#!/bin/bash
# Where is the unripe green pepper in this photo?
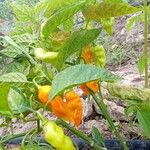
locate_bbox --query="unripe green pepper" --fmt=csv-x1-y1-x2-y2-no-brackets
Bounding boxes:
43,120,65,149
37,112,75,150
92,45,106,68
62,136,76,150
34,48,58,63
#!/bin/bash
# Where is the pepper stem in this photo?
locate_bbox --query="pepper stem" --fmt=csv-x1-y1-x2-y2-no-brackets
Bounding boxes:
33,78,40,89
35,111,47,125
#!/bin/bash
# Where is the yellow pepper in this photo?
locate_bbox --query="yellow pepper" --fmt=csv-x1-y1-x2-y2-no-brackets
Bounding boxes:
42,119,75,150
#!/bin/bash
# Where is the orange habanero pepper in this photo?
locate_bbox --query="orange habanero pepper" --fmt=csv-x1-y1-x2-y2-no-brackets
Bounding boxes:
38,86,83,127
80,80,99,95
82,45,93,64
50,91,83,127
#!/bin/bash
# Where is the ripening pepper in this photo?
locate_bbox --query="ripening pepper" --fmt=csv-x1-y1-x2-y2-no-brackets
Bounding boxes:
82,45,93,64
38,86,83,127
38,85,51,104
80,80,99,95
34,48,58,64
50,91,83,127
82,45,106,68
65,91,83,126
62,135,76,150
41,118,75,150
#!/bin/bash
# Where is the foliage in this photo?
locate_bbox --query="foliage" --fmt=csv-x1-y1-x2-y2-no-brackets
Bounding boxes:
0,0,149,150
0,1,13,20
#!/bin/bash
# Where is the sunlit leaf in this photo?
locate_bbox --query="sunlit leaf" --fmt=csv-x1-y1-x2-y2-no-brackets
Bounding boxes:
107,83,150,102
83,2,142,20
137,110,150,138
8,88,30,114
50,64,120,99
56,29,100,70
0,72,28,83
126,14,143,31
138,55,147,75
0,84,12,116
41,1,85,38
100,17,115,35
11,2,34,21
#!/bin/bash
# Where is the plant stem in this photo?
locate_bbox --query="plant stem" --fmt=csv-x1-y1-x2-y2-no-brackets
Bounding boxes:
0,132,27,144
144,0,149,88
56,119,106,150
0,128,40,145
37,119,40,132
89,88,128,150
10,120,14,135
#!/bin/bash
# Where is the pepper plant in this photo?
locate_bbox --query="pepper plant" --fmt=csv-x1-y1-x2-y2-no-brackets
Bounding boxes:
0,0,147,150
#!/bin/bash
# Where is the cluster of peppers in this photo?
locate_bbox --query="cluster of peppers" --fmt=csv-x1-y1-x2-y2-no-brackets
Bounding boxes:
80,44,106,95
37,84,98,150
37,84,97,150
35,44,106,149
38,85,82,127
35,44,106,126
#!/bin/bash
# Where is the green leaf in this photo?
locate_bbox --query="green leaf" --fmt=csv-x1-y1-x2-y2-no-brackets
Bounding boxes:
3,61,30,74
107,83,150,102
1,36,36,65
138,55,147,75
50,64,120,99
137,102,150,112
56,29,100,70
63,18,74,31
124,104,136,117
104,0,127,3
1,36,21,50
34,0,50,15
35,0,80,17
44,0,82,17
92,127,105,147
100,17,115,35
0,47,22,58
137,110,150,138
83,2,142,20
11,2,34,21
0,84,11,116
126,14,143,31
41,1,85,38
0,144,4,150
11,23,33,35
0,72,28,83
8,88,30,114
